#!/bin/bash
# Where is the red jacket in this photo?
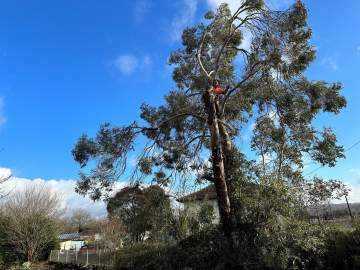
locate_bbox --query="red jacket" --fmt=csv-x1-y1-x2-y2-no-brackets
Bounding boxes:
212,87,225,95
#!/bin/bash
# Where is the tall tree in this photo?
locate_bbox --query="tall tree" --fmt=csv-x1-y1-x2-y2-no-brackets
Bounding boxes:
73,0,346,243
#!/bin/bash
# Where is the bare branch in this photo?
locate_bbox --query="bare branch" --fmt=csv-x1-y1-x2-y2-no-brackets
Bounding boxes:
197,31,212,79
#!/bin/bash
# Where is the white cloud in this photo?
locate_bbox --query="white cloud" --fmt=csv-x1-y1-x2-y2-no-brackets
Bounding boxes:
332,182,360,204
114,54,139,75
0,168,127,218
170,0,198,43
357,46,360,56
133,0,149,24
0,167,11,179
350,169,360,176
347,184,360,203
113,54,152,76
321,57,338,71
206,0,239,12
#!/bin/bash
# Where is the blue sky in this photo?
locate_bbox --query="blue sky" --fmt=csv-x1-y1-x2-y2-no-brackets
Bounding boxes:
0,0,360,213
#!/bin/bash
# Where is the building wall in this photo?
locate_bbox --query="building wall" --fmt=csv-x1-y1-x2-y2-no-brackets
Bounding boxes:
183,199,220,224
59,240,84,250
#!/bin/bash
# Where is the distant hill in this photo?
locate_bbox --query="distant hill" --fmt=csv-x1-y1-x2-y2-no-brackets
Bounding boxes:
307,203,360,219
331,203,360,212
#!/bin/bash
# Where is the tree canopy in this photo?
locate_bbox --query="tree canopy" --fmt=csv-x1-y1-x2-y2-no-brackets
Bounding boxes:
107,185,172,243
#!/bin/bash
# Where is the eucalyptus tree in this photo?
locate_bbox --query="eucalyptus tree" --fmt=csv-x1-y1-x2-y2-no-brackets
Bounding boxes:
72,0,346,242
107,185,172,243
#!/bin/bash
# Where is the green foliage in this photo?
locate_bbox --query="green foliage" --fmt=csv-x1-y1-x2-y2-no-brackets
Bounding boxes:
321,227,360,270
198,204,215,228
0,217,16,267
72,123,137,201
172,204,216,237
114,229,227,270
112,223,360,270
9,262,32,270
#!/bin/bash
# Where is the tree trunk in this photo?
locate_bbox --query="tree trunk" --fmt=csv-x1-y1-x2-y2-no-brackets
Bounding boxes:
203,91,232,239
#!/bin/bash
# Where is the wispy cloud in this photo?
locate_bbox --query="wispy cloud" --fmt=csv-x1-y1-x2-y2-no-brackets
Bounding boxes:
321,56,339,71
357,46,360,56
133,0,149,24
113,53,152,76
170,0,198,43
350,169,360,180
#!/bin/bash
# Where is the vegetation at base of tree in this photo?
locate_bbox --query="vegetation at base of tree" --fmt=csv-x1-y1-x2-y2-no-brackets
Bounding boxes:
113,220,360,270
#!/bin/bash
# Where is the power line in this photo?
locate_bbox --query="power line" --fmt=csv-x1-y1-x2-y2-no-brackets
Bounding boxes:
304,138,360,177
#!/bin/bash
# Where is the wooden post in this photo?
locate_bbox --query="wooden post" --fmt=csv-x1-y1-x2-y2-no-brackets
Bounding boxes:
65,250,68,263
345,195,354,221
57,250,60,262
86,249,89,265
99,249,101,266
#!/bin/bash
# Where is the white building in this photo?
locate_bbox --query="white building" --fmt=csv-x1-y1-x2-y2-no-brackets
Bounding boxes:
177,185,220,224
59,232,84,251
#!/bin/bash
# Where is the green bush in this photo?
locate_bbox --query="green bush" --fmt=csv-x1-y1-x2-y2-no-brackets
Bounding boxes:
113,221,360,270
114,229,227,270
321,224,360,270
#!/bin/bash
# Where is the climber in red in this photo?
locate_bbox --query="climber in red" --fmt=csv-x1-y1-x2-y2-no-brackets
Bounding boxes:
210,79,229,118
211,79,226,95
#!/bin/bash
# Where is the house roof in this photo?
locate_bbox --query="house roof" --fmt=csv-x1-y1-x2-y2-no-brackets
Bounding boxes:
59,232,81,241
177,185,217,203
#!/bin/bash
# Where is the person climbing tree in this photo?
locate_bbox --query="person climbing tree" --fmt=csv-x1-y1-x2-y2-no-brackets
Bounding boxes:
211,79,228,117
211,79,226,95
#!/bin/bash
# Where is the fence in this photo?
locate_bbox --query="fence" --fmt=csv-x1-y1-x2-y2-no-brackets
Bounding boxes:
49,249,117,268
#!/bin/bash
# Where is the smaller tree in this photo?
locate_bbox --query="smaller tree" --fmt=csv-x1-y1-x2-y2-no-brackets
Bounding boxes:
107,185,172,243
98,217,127,249
70,209,92,233
0,184,61,262
304,178,348,223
